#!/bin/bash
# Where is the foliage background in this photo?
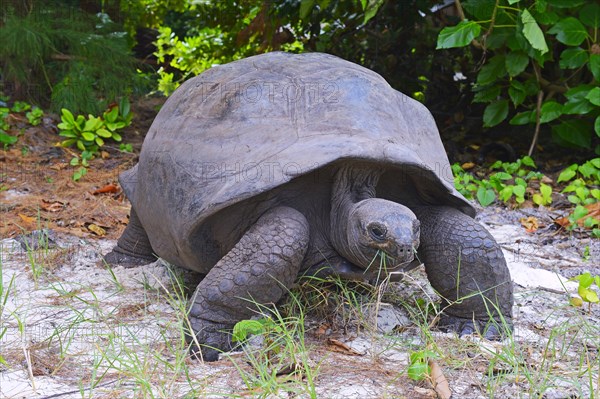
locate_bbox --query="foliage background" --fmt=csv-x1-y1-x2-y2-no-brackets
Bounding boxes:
0,0,598,158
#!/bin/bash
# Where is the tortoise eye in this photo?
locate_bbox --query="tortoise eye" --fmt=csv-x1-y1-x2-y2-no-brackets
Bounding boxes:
368,224,386,241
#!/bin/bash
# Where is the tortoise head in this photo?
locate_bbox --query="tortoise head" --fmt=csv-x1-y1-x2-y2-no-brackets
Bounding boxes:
342,198,420,270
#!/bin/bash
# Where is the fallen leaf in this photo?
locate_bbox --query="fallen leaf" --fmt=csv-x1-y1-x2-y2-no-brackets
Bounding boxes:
101,151,110,159
555,202,600,228
429,360,451,399
461,162,475,170
326,338,363,356
519,216,538,233
541,175,553,184
413,386,436,397
18,213,36,225
87,224,106,236
40,199,66,212
92,184,119,195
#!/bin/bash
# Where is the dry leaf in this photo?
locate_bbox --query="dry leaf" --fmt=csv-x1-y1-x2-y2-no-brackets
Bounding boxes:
101,151,110,159
92,184,119,195
41,199,65,212
87,224,106,236
519,216,538,233
555,202,600,228
461,162,475,170
18,213,36,225
413,386,436,397
541,175,553,184
428,360,451,399
326,338,363,356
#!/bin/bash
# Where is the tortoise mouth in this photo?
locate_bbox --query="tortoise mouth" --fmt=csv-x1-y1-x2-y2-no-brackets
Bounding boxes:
363,247,415,278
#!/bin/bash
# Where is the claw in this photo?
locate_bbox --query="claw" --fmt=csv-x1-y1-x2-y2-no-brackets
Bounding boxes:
186,318,233,362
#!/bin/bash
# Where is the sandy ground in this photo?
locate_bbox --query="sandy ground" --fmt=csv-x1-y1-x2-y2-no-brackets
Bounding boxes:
0,204,598,399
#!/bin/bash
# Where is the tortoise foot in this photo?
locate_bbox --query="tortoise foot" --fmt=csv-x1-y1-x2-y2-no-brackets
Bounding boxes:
438,314,510,340
187,318,233,362
102,248,156,268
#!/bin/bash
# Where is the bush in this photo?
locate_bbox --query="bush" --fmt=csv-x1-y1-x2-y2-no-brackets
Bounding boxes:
0,1,138,114
437,0,600,154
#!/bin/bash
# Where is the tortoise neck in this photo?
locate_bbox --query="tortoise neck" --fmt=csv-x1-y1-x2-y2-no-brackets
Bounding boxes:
330,164,382,260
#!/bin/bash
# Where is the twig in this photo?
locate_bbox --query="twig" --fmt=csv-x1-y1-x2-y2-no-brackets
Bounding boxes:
528,90,544,157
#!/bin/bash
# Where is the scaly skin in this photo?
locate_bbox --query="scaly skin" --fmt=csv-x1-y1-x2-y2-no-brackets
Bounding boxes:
414,206,513,338
103,208,156,267
187,206,310,361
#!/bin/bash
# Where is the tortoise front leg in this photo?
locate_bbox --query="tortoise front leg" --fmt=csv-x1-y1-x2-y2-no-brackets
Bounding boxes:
188,206,310,361
103,208,156,267
414,206,513,339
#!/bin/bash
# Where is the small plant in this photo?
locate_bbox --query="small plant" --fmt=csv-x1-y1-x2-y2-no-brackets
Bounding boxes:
407,349,438,381
58,98,133,181
556,159,600,236
557,159,600,206
26,107,43,126
452,156,545,207
568,272,600,311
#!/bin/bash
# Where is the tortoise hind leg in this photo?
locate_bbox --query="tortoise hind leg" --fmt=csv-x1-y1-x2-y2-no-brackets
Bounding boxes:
103,208,156,267
414,206,513,339
188,206,310,361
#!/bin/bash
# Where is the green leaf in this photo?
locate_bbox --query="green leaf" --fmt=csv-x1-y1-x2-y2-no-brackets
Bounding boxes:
477,55,506,85
96,128,112,138
61,139,76,147
557,167,577,183
521,156,536,168
0,131,17,145
559,48,588,69
477,187,496,206
407,360,429,381
58,130,77,138
70,157,79,166
585,87,600,106
299,0,315,19
580,288,599,303
111,132,122,142
483,100,509,127
473,85,501,103
510,111,534,125
84,117,103,132
552,120,592,148
563,85,595,115
104,106,119,123
437,20,481,49
540,101,563,123
590,54,600,81
493,172,513,180
119,97,131,118
508,85,526,106
61,108,75,125
81,132,95,142
363,0,385,24
95,137,104,147
540,183,552,198
579,3,600,28
573,205,589,219
505,52,529,76
595,116,600,137
548,17,588,46
521,10,548,54
232,319,266,342
500,186,513,202
513,184,526,198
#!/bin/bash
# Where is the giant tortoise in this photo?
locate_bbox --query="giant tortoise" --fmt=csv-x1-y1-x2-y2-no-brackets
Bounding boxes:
105,52,513,361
